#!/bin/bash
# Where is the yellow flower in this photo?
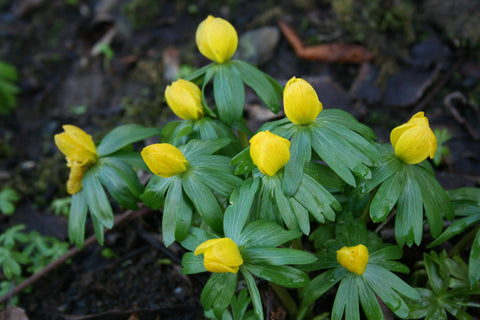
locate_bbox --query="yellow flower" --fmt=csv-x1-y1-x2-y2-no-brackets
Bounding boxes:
194,238,243,273
336,244,369,275
249,130,290,176
141,143,188,178
283,77,323,125
195,15,238,64
165,79,204,120
54,125,98,195
390,112,437,165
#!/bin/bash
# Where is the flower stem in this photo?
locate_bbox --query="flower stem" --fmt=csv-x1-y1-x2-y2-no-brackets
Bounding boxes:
270,282,297,319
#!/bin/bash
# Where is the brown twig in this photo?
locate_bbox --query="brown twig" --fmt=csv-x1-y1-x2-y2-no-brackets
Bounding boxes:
0,206,152,306
278,20,374,64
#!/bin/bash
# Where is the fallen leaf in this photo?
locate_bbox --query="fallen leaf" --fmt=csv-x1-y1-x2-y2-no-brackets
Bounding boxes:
278,20,374,63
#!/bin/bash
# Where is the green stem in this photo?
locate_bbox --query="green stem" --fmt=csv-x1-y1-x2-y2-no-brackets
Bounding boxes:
449,224,480,258
270,282,297,320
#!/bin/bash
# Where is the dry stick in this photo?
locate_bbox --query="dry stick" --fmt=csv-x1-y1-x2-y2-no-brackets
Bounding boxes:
0,206,152,306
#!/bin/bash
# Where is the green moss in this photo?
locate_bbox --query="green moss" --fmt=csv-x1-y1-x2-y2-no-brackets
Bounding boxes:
122,0,161,30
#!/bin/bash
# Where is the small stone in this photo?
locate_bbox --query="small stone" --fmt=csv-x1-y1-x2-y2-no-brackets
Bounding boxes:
383,65,441,108
234,26,280,66
349,62,381,105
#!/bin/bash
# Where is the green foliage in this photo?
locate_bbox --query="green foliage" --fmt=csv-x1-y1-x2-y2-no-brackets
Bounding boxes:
50,15,480,320
0,225,68,304
50,197,71,216
329,0,416,48
0,61,19,116
407,251,480,319
433,128,452,166
361,144,453,246
0,187,19,215
300,219,418,320
67,124,162,248
429,187,480,285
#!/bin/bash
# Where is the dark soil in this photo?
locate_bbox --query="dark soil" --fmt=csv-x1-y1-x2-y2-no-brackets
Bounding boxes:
1,0,479,319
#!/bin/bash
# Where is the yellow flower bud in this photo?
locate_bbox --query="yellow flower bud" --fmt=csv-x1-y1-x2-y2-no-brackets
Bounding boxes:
165,79,204,120
249,130,290,176
54,125,98,195
390,112,437,165
336,244,369,275
283,77,323,125
194,238,243,273
195,15,238,64
141,143,188,178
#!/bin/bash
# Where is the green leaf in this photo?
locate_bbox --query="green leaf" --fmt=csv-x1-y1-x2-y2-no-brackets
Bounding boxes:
241,268,264,320
0,61,19,82
274,178,298,231
163,177,193,246
363,268,411,318
83,169,114,229
189,166,242,197
0,187,19,215
159,120,182,142
181,138,232,157
283,126,311,196
201,272,238,318
411,164,454,236
180,227,219,252
289,197,310,235
365,264,419,300
370,169,405,222
183,62,212,82
293,173,340,223
428,215,480,248
231,60,282,114
69,191,88,248
230,147,255,175
213,63,245,124
238,220,301,248
332,275,360,320
141,175,173,210
244,264,310,288
469,230,480,285
97,124,162,156
97,158,143,210
311,125,356,186
359,146,402,194
395,174,423,246
91,215,105,246
298,267,347,319
181,252,207,275
109,150,149,170
357,277,384,320
303,162,344,191
242,248,316,266
224,178,259,242
170,120,194,145
320,109,377,141
182,173,223,233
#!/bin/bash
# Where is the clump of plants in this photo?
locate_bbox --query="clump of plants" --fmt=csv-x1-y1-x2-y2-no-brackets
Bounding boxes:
8,14,479,319
0,225,68,304
0,61,19,116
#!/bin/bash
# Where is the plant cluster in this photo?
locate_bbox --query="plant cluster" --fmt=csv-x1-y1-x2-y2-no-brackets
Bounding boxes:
0,61,19,116
0,225,68,304
50,15,480,319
